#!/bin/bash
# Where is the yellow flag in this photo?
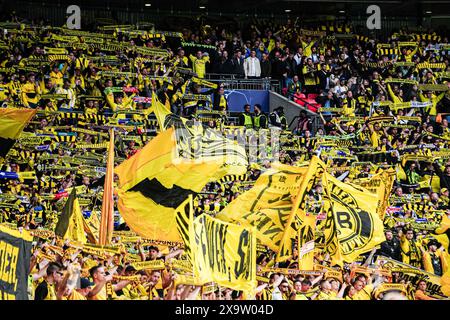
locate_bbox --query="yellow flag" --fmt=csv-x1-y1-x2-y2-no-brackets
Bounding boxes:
151,93,172,130
115,128,222,242
0,107,36,139
65,197,88,244
83,211,100,244
115,126,176,192
298,213,316,270
434,214,450,268
193,214,257,294
0,107,36,157
175,194,195,267
216,163,307,251
99,128,115,245
150,93,248,177
55,189,87,244
353,168,396,219
320,187,344,267
277,156,327,262
322,171,385,265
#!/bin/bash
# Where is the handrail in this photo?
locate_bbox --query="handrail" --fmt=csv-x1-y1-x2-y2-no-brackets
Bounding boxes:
288,116,300,130
204,74,281,92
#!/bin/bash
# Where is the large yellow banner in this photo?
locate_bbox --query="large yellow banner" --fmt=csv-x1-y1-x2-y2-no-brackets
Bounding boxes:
277,156,326,262
322,171,385,265
217,164,306,251
193,214,257,294
353,168,396,219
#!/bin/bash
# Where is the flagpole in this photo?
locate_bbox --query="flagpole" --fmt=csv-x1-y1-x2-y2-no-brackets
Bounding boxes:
99,128,115,245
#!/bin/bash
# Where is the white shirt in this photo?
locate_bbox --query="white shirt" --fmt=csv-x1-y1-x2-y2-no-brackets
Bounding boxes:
56,87,76,109
294,53,303,66
310,54,319,64
272,287,283,300
244,56,261,77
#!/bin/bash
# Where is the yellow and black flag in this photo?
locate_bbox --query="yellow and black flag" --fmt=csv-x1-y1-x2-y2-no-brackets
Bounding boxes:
83,210,100,244
0,225,33,300
175,194,195,267
193,214,257,294
433,214,450,265
216,163,307,251
54,188,87,243
0,107,36,157
277,156,327,262
115,128,223,242
149,93,172,132
298,213,316,271
352,168,396,219
151,93,247,176
321,171,385,266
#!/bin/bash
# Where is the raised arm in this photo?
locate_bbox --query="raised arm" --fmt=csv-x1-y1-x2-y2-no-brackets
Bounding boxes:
311,274,324,286
185,285,202,300
362,248,378,267
436,90,446,104
113,279,132,292
337,282,348,298
32,259,50,282
255,283,268,294
272,274,285,289
164,249,184,262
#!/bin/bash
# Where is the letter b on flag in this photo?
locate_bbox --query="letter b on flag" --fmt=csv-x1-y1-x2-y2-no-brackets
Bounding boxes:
366,5,381,30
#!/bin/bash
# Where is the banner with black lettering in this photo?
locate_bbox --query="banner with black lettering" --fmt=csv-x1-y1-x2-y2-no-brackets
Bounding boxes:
216,163,307,251
0,225,33,300
376,256,446,299
193,214,257,294
352,168,396,219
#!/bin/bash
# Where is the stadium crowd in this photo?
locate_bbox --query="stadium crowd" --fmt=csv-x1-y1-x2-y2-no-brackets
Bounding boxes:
0,13,450,300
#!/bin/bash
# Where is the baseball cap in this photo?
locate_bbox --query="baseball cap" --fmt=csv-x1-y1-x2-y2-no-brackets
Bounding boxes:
441,188,448,194
147,245,159,252
80,278,95,289
427,239,440,248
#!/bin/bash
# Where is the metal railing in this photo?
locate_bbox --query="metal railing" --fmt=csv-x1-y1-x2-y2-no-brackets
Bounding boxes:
204,74,282,94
